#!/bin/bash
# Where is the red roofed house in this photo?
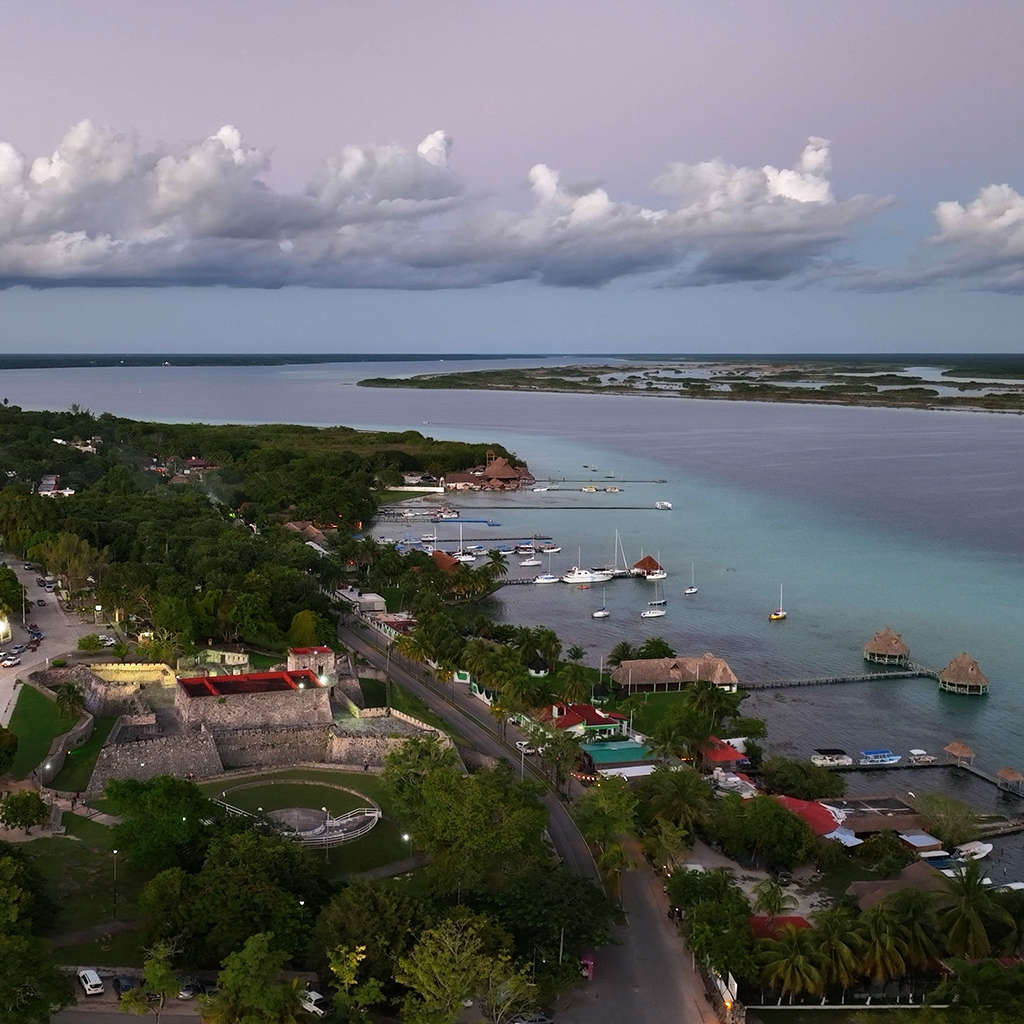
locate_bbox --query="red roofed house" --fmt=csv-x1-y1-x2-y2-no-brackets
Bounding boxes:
701,735,747,772
537,702,627,739
432,549,461,574
775,795,842,836
750,915,812,940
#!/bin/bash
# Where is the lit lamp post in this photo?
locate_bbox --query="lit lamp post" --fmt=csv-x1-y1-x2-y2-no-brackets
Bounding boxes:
112,848,118,920
322,807,330,864
94,604,102,625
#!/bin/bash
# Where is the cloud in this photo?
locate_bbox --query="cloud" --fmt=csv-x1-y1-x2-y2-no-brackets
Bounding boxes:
0,123,887,289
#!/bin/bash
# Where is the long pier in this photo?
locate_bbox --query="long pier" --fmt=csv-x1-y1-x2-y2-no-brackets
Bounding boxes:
745,669,932,690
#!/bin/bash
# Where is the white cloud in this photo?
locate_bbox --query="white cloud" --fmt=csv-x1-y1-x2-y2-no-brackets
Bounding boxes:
0,123,888,289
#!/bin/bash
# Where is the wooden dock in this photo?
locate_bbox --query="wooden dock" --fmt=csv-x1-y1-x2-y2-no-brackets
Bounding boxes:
745,670,930,690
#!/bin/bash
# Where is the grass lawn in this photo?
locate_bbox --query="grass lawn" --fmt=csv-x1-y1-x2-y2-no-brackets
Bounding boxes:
7,685,76,779
49,718,116,792
390,681,455,736
608,690,693,735
22,817,150,939
322,818,409,880
376,490,428,504
359,677,387,708
215,782,365,817
248,651,285,670
46,929,144,968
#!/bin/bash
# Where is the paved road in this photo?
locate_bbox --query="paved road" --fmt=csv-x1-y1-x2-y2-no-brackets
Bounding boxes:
0,555,103,727
340,619,719,1023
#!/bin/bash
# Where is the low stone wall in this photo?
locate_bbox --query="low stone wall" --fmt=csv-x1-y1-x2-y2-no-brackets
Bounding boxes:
175,684,333,729
334,676,366,710
92,662,176,687
213,725,332,769
327,732,414,769
24,681,96,787
32,664,156,718
88,728,225,793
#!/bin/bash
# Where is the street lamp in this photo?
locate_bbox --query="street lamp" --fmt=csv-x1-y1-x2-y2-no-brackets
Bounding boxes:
322,807,330,864
112,849,118,920
94,604,102,625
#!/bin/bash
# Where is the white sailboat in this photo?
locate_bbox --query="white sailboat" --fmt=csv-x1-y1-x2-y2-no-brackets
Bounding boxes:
592,585,610,618
685,561,698,595
769,584,786,621
534,550,559,584
454,524,476,563
646,551,668,581
641,581,667,617
519,556,542,567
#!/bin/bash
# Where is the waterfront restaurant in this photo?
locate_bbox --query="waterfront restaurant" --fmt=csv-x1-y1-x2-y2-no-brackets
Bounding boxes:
938,653,989,695
610,654,739,693
863,627,911,666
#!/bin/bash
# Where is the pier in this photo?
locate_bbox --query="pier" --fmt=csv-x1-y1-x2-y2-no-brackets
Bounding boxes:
745,669,933,690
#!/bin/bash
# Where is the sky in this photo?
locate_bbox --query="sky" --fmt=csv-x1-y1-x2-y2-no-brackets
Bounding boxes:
0,0,1022,354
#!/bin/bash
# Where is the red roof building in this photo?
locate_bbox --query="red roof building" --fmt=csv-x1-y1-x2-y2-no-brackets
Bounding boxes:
701,736,746,769
775,795,841,836
178,670,322,697
537,702,627,737
750,915,812,940
432,549,460,574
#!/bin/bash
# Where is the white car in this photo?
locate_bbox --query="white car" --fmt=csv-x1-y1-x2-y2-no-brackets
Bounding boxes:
299,989,328,1017
515,740,536,755
1,657,21,668
78,969,105,996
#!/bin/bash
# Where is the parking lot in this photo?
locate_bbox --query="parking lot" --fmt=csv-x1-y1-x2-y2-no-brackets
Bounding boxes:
0,555,113,727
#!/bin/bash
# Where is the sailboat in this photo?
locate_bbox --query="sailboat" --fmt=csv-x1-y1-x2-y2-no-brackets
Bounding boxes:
769,584,787,621
454,525,477,563
646,551,668,582
685,561,698,596
641,581,666,617
591,529,631,578
534,550,559,584
592,585,610,618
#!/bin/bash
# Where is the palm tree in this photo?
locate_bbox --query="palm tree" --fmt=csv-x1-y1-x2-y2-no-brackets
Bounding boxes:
937,858,1013,958
539,730,581,794
534,628,562,671
559,661,588,704
811,906,863,991
484,549,509,581
597,841,633,901
637,636,675,660
566,645,586,663
759,925,824,1003
995,888,1024,956
686,680,741,730
647,718,690,762
644,764,711,830
607,641,636,668
753,879,798,930
641,819,688,871
857,906,908,983
511,626,538,664
55,681,86,720
883,887,940,968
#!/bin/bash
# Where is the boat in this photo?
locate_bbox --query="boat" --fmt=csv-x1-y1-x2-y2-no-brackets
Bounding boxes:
515,543,536,554
769,584,787,621
811,748,853,768
563,567,613,584
592,585,610,618
647,581,667,607
908,749,938,764
533,573,559,585
655,501,672,510
591,530,632,578
532,486,548,492
953,841,994,862
858,749,902,766
684,561,698,595
453,525,477,563
606,486,622,493
995,882,1024,891
582,485,597,493
941,868,994,885
641,606,666,618
519,557,542,567
420,530,438,544
540,543,561,553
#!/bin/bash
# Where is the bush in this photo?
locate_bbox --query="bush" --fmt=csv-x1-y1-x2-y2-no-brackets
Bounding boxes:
51,659,67,668
760,756,846,800
77,634,102,652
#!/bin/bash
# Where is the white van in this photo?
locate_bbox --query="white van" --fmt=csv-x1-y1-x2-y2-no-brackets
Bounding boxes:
78,969,104,996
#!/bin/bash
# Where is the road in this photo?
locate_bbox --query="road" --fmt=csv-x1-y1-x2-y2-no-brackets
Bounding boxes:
339,620,718,1024
0,555,102,727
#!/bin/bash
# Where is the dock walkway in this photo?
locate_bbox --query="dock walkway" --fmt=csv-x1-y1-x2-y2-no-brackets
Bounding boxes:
745,670,929,690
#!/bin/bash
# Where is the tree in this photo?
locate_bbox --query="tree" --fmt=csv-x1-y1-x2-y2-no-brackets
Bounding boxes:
936,859,1013,959
118,942,181,1022
573,776,637,848
54,681,86,720
77,633,102,651
761,756,847,800
884,888,939,968
380,736,460,823
686,681,741,730
477,954,538,1024
759,924,823,1001
533,629,562,673
0,565,26,618
752,879,798,929
537,730,580,795
566,645,586,663
0,791,48,834
606,641,636,668
857,906,908,983
558,661,588,705
637,637,675,660
326,945,384,1024
811,906,863,991
484,550,509,581
915,793,978,849
640,819,688,872
395,915,489,1024
597,841,633,901
0,725,17,776
0,935,74,1024
285,609,319,647
200,931,292,1024
640,764,711,831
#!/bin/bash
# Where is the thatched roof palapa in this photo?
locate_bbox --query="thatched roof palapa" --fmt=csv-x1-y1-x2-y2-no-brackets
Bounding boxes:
996,767,1024,783
943,740,976,762
482,456,521,481
939,653,988,687
611,654,738,688
863,627,910,657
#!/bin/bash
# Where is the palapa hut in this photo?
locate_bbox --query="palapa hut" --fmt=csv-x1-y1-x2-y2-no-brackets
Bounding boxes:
631,554,664,577
943,740,976,766
610,654,739,693
996,767,1024,794
863,627,910,666
938,653,989,695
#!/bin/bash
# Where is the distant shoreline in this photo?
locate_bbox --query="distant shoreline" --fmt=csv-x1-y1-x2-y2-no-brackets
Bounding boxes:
0,353,549,370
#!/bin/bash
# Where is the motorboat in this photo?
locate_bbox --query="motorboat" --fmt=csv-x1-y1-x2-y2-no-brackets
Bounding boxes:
908,749,937,764
582,485,597,493
655,501,672,510
769,584,787,621
539,543,561,553
606,486,622,492
562,567,613,584
858,749,902,766
941,867,993,884
533,573,559,585
953,841,994,862
995,882,1024,891
685,561,698,595
515,543,536,554
533,486,549,492
519,557,542,567
811,748,853,768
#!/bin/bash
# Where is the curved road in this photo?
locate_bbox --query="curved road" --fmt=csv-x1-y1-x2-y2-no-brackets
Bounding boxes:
339,620,719,1024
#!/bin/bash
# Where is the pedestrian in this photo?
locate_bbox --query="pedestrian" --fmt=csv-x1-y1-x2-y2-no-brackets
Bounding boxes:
363,760,369,772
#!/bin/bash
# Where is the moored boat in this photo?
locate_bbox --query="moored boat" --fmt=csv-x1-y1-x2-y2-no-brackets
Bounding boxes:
533,573,559,585
655,501,672,510
811,748,853,768
562,566,614,584
769,583,787,621
519,557,542,567
641,606,666,618
908,749,938,764
858,749,902,766
953,841,994,862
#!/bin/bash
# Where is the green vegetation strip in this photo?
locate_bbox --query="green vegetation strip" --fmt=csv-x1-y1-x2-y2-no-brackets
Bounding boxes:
7,685,74,779
49,717,116,792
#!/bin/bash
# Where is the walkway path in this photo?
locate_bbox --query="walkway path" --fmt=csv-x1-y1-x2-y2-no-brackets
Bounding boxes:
49,917,139,949
354,852,430,881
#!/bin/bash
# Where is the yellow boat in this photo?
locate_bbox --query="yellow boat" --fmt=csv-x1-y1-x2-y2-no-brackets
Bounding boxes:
769,584,787,621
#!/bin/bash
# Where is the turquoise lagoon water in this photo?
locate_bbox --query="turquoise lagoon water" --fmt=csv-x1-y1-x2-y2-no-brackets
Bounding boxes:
5,361,1024,857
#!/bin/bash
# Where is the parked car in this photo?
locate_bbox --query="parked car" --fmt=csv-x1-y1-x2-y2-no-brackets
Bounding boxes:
299,989,328,1018
103,638,117,647
113,976,137,998
767,862,793,886
37,598,46,606
178,979,201,1000
36,579,46,587
45,585,54,592
78,969,105,996
9,644,25,654
2,657,21,668
515,740,536,755
27,640,40,651
22,564,33,571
